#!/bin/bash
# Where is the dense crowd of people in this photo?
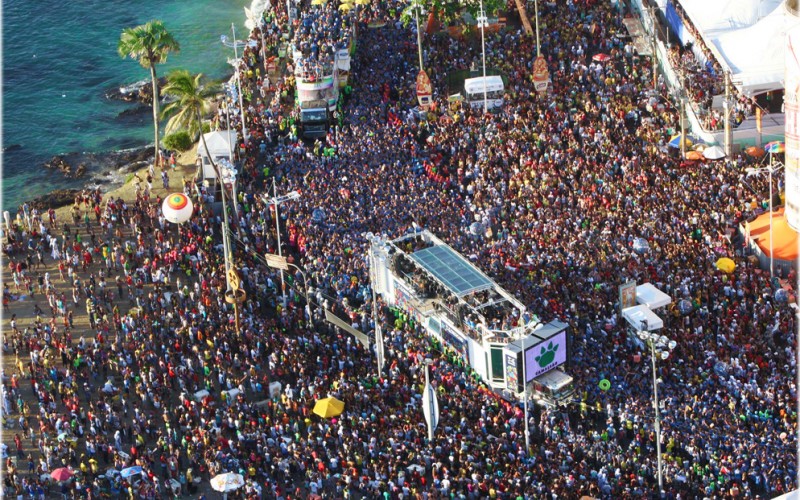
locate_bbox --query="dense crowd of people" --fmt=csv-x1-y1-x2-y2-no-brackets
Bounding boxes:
2,0,798,498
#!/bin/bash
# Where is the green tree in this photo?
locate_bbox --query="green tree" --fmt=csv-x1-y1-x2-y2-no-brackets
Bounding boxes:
400,0,505,29
118,20,180,166
160,69,216,140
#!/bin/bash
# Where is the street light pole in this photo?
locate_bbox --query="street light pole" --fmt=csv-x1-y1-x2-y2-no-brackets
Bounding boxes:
534,0,540,57
636,327,676,498
522,336,530,456
414,1,424,72
367,233,385,378
769,159,774,276
746,162,784,276
680,94,687,160
265,187,301,307
287,262,312,321
477,0,488,113
231,23,249,143
649,339,663,495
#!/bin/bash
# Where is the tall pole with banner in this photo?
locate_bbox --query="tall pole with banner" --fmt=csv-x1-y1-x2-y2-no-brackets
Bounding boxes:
416,70,432,109
530,0,549,93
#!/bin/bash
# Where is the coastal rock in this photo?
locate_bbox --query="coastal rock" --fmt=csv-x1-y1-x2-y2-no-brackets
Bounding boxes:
117,105,150,119
43,155,72,176
29,189,81,210
105,77,167,104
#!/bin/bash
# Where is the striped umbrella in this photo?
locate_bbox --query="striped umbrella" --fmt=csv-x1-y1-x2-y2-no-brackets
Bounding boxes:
765,141,785,154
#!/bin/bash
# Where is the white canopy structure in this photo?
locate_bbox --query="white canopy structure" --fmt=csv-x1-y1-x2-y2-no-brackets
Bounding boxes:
622,305,664,331
678,0,783,37
635,283,672,309
197,130,236,179
712,3,798,96
672,0,799,96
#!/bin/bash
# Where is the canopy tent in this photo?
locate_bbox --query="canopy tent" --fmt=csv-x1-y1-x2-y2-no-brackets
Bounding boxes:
677,0,783,38
197,130,237,179
710,3,799,96
635,283,672,309
745,207,799,263
622,305,664,331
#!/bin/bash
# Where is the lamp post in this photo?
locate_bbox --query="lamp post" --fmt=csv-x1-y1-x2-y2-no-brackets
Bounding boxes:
229,23,249,143
413,0,424,72
680,93,687,160
366,232,386,378
521,320,542,457
286,262,312,321
746,161,785,276
477,0,489,113
265,253,312,321
635,326,677,497
264,186,300,306
534,0,540,57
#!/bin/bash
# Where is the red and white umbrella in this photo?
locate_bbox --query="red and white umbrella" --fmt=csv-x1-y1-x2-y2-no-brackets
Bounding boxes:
592,53,612,62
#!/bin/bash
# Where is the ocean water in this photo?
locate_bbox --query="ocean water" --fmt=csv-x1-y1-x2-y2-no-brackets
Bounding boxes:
2,0,252,211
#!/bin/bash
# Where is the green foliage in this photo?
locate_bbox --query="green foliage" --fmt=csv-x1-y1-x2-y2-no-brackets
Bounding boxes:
163,130,194,152
400,0,505,28
160,69,216,139
118,20,180,70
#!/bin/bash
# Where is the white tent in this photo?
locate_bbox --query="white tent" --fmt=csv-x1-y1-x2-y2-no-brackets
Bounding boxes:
622,305,664,331
678,0,783,37
635,283,672,309
711,3,800,96
197,130,237,179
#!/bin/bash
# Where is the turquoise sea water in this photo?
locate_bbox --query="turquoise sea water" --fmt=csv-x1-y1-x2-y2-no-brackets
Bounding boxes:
2,0,251,211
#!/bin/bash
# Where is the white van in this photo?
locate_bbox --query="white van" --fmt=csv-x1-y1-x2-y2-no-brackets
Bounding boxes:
463,75,505,109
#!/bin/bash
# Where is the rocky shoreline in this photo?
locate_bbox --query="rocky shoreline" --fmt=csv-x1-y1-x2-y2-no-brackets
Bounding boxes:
41,147,153,180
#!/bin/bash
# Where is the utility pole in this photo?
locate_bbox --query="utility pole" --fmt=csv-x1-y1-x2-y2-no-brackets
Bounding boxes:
414,3,424,72
724,73,732,157
649,6,657,91
680,93,687,160
534,0,540,57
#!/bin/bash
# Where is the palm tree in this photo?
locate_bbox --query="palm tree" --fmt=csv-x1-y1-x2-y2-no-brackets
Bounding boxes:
118,20,180,167
161,70,225,197
160,69,215,140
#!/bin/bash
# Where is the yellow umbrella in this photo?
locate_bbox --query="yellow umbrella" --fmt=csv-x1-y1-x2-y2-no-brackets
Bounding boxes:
355,0,370,4
311,0,327,4
715,257,735,274
339,3,353,10
313,397,345,418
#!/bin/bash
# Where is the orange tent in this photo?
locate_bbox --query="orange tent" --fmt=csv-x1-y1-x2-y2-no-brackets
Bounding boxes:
746,207,799,261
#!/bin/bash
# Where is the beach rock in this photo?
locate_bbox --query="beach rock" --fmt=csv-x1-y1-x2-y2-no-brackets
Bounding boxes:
74,164,87,178
29,189,81,210
43,155,72,175
105,77,167,104
113,148,152,167
117,105,150,119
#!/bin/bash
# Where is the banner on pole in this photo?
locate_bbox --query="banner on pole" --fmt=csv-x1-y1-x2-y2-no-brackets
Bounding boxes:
532,56,550,92
416,70,432,108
